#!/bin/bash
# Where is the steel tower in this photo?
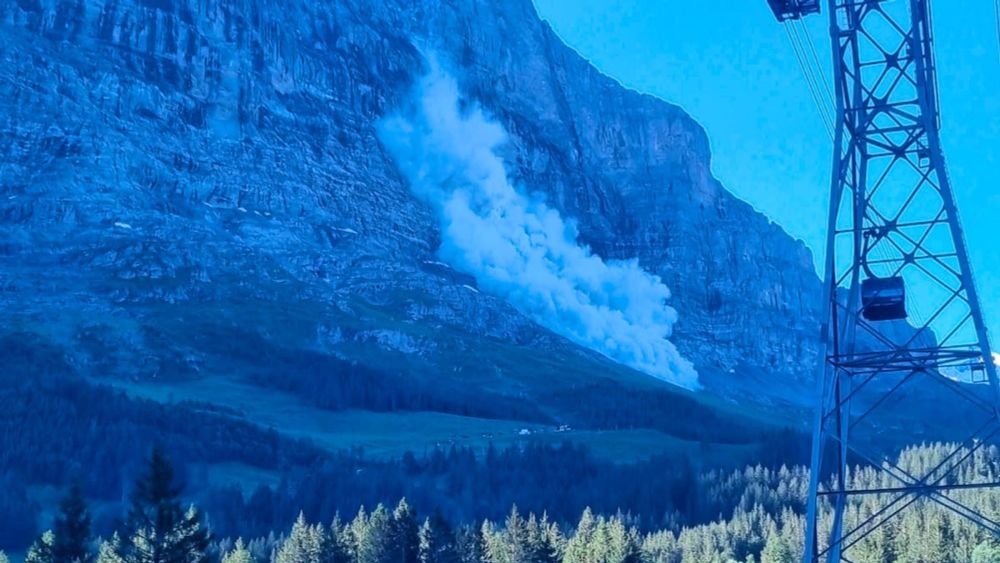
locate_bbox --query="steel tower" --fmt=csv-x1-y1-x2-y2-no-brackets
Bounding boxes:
769,0,1000,561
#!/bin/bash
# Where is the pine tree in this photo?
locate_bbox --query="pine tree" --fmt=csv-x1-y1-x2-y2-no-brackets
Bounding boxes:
391,499,419,563
27,531,55,563
973,541,1000,563
95,534,126,563
639,531,679,563
325,516,351,563
418,510,458,563
524,515,543,563
604,516,639,563
222,539,255,563
525,514,559,563
0,550,9,563
759,533,793,563
483,507,532,563
589,515,610,563
454,525,484,563
348,506,369,561
274,512,335,563
275,512,320,563
123,447,209,563
53,482,93,563
356,504,393,563
419,520,435,563
510,507,533,563
562,509,595,563
480,521,502,563
537,515,562,563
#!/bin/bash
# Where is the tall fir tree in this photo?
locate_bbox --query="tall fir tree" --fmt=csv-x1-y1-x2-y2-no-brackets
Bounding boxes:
26,530,55,563
122,447,209,563
419,519,434,563
52,482,92,563
759,533,793,563
524,515,544,563
348,506,369,562
973,541,1000,563
325,516,351,563
418,510,458,563
222,539,255,563
310,520,334,563
275,513,320,563
453,525,485,563
562,509,595,563
96,534,126,563
538,514,562,563
390,500,419,563
483,507,531,563
524,514,560,563
480,521,501,563
356,505,392,563
604,517,640,563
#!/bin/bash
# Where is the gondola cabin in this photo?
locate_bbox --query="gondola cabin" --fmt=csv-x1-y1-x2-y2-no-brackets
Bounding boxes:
861,276,907,321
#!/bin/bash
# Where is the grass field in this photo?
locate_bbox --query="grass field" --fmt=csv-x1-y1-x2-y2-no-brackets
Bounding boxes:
99,373,756,466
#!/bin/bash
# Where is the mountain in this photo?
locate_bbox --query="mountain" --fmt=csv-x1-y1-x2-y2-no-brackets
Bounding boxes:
0,0,842,540
1,0,825,397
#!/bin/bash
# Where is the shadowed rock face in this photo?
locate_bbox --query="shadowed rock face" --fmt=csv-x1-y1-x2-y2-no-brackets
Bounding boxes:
0,0,825,405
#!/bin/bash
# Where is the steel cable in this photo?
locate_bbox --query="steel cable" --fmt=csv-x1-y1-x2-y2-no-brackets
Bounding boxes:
784,23,836,137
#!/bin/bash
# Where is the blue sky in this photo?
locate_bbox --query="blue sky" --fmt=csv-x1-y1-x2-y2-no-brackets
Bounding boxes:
533,0,1000,339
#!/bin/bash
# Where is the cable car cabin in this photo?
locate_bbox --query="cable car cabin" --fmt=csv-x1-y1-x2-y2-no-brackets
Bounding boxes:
767,0,821,21
862,276,907,321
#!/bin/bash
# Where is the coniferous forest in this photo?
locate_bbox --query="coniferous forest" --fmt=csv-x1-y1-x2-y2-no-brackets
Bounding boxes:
11,444,1000,563
0,367,805,552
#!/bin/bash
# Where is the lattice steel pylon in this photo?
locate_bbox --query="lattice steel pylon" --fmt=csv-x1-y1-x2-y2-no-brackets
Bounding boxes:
769,1,1000,561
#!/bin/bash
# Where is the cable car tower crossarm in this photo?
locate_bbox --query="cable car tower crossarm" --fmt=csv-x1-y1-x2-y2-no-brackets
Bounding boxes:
767,0,1000,561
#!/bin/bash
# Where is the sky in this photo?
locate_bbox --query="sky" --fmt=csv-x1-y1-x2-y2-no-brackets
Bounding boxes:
533,0,1000,340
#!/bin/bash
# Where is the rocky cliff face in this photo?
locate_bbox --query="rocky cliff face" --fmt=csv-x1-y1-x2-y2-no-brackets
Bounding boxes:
0,0,824,405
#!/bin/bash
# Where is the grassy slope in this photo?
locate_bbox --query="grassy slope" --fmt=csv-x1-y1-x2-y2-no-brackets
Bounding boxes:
16,251,798,488
76,283,792,456
104,372,762,466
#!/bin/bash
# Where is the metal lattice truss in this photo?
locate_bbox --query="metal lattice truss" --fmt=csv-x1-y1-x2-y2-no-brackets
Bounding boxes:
801,1,1000,561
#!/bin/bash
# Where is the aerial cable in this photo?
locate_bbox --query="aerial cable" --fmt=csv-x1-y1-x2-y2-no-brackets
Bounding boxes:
784,27,833,136
784,23,835,138
796,18,836,112
790,19,836,117
786,21,834,135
